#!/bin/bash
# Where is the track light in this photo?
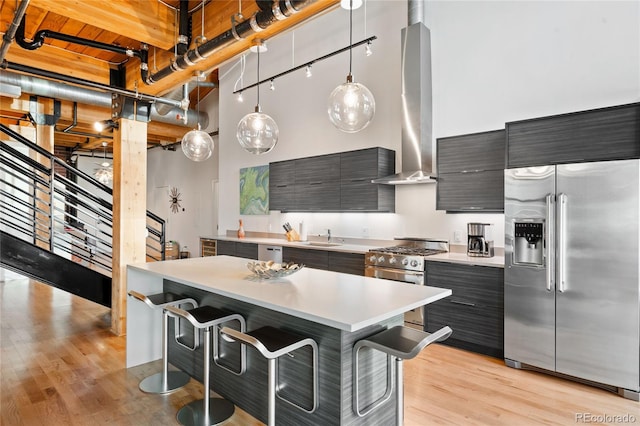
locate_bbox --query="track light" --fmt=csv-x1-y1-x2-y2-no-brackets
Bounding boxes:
365,41,373,56
305,65,313,78
340,0,362,9
269,80,275,91
237,92,244,102
93,119,118,132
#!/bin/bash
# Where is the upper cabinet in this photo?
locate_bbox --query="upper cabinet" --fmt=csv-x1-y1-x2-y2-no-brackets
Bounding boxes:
436,129,506,212
507,103,640,168
269,147,395,213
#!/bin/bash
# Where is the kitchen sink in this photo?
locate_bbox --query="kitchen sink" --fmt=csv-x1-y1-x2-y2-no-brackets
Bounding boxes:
306,242,342,247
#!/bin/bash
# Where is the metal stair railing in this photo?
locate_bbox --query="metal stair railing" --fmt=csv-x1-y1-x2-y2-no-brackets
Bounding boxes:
0,123,165,277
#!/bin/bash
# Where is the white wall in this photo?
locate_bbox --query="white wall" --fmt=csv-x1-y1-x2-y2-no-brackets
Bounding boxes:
146,89,220,256
203,1,639,247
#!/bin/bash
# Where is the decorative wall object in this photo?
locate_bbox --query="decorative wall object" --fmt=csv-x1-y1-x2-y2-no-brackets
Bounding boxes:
239,165,269,215
169,187,182,213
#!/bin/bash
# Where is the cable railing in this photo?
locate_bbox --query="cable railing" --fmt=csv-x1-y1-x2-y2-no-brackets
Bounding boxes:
0,123,165,277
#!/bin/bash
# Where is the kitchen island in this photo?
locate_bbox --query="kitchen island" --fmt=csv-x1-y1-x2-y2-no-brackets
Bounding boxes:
126,256,451,425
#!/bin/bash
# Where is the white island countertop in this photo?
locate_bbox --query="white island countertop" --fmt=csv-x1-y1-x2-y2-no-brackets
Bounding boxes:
127,255,452,332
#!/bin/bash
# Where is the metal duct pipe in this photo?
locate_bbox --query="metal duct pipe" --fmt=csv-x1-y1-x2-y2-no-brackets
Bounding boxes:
408,0,426,25
0,0,30,63
147,0,313,84
0,70,208,128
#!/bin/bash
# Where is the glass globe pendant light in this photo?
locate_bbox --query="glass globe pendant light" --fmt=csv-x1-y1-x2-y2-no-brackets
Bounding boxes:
237,41,279,154
181,71,213,161
328,0,375,133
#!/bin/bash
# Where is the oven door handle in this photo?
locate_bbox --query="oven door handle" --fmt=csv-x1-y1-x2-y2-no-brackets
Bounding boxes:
364,266,424,284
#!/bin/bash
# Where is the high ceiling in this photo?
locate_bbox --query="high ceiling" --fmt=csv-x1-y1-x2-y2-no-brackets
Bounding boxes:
0,0,339,152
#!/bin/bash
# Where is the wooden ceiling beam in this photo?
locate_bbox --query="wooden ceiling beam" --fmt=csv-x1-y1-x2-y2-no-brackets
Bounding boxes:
28,0,177,50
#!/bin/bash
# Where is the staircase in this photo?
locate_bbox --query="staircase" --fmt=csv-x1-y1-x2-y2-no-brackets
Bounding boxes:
0,123,165,308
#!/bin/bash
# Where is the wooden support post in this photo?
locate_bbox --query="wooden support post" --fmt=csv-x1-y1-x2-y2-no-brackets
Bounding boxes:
111,117,147,336
33,99,56,250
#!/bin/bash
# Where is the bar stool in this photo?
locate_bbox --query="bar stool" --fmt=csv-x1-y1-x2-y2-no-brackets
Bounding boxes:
127,290,199,394
353,325,452,426
219,325,319,426
165,305,246,426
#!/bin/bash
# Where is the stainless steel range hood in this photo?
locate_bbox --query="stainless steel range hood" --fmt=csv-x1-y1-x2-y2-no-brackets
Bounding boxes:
373,2,436,185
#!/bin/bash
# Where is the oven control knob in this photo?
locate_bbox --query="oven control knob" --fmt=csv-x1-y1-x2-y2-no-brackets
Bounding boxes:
410,259,419,268
401,258,409,266
389,257,397,265
368,255,378,263
378,256,386,263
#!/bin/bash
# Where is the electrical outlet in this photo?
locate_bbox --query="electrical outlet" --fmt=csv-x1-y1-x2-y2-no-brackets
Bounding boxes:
453,230,463,243
362,227,369,238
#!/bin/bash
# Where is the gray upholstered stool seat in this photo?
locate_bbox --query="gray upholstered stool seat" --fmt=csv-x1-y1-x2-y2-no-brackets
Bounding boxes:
127,290,198,394
165,305,246,426
353,325,452,425
220,325,318,426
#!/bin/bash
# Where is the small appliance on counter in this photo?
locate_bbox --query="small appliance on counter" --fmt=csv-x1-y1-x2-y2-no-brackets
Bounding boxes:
467,223,494,257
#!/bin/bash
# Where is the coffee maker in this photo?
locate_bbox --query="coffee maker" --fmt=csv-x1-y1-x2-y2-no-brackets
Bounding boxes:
467,223,494,257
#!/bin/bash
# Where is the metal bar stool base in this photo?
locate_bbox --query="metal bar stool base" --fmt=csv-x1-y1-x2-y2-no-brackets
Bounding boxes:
139,370,191,394
176,398,235,426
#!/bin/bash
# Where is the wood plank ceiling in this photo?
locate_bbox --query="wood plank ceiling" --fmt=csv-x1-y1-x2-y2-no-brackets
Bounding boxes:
0,0,339,152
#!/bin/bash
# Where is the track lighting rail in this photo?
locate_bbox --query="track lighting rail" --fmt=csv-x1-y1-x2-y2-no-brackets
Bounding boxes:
233,35,376,94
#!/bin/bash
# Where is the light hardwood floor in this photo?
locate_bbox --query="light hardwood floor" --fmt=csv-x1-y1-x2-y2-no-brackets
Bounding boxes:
1,274,638,425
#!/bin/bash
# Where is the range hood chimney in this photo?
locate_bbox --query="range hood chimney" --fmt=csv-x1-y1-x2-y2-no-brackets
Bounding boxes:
373,0,436,185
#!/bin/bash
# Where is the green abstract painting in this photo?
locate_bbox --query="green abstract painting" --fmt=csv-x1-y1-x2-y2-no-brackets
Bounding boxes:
239,165,269,215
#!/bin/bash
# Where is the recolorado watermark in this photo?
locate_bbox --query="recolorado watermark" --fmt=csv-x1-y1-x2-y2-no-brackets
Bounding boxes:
576,413,637,423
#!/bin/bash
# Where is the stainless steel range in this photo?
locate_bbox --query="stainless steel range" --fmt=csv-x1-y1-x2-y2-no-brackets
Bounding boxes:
365,238,448,328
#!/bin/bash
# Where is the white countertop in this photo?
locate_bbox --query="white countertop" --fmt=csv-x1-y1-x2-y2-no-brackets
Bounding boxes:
206,235,505,267
427,252,505,268
127,255,452,332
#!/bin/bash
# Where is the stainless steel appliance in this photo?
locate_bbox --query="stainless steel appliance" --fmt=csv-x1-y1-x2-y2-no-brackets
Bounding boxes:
467,223,494,257
258,244,283,263
365,238,448,328
504,159,640,400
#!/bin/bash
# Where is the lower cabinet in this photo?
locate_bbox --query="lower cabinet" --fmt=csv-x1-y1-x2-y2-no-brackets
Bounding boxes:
283,247,364,276
425,261,504,358
200,238,217,257
215,240,258,260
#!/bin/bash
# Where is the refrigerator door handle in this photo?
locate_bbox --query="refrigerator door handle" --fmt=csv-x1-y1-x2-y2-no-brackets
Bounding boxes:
557,193,567,293
546,194,555,292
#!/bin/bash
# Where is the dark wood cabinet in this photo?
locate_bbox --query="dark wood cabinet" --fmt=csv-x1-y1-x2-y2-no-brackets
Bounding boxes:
215,240,258,260
436,129,505,212
269,160,296,212
283,247,329,270
436,170,504,212
328,251,364,276
507,102,640,168
425,261,504,358
269,148,395,212
340,148,395,212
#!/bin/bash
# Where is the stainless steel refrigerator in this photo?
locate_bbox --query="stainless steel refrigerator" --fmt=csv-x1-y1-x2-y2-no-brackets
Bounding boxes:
504,159,639,400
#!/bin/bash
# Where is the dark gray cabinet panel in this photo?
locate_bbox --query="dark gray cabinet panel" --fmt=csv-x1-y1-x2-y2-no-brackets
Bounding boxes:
328,252,364,276
425,261,504,358
269,160,295,212
269,148,395,212
436,129,505,212
436,170,504,212
215,240,258,260
340,148,395,212
437,130,506,172
216,240,236,256
283,247,329,270
507,103,640,168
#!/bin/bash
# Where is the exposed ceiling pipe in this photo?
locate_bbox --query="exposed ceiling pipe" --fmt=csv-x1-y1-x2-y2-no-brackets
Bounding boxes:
15,15,150,84
0,0,30,63
0,69,209,128
175,0,191,55
146,0,314,84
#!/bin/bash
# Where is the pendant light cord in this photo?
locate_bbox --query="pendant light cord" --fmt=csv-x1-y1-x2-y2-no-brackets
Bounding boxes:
257,46,261,106
349,0,353,77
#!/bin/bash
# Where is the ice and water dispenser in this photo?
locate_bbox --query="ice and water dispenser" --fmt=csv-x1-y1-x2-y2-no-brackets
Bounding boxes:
513,222,544,266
